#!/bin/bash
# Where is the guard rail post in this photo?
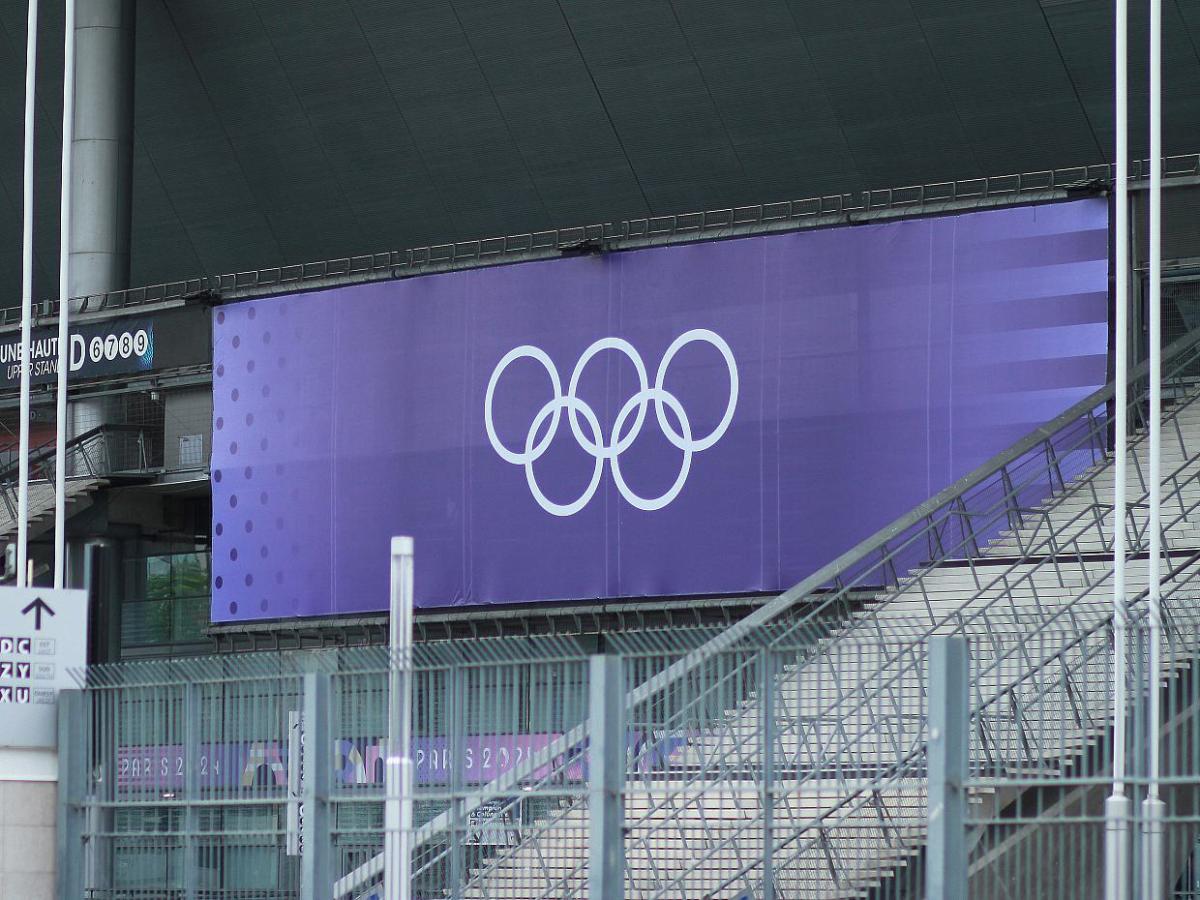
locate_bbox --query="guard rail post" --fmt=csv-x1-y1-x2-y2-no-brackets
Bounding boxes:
760,646,776,900
183,681,200,900
448,663,466,897
589,654,625,899
300,671,332,900
57,688,86,900
926,636,968,900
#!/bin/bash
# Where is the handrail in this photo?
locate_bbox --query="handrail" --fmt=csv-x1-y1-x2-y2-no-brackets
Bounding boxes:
463,336,1195,897
516,493,1200,900
632,366,1200,896
632,325,1195,674
0,423,148,485
337,339,1200,896
726,551,1200,900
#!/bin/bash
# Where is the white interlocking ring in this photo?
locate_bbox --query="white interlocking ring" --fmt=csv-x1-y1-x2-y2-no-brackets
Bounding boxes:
484,329,739,516
484,345,562,466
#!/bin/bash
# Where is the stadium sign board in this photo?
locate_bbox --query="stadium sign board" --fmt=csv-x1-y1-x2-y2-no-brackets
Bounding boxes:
211,199,1109,621
0,587,87,749
0,305,212,389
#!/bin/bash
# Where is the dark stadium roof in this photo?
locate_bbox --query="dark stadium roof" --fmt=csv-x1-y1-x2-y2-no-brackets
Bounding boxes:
3,0,1200,302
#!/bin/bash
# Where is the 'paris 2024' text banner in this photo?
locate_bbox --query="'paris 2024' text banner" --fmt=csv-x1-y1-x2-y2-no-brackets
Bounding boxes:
211,199,1109,621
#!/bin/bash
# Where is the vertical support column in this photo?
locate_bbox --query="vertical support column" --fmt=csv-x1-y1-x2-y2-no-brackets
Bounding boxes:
385,536,414,900
301,672,332,900
182,683,200,900
57,689,87,900
70,0,135,300
65,0,135,484
588,655,625,900
448,664,466,898
926,637,968,900
53,0,77,589
16,0,39,589
1106,0,1132,892
1143,0,1167,894
760,648,775,900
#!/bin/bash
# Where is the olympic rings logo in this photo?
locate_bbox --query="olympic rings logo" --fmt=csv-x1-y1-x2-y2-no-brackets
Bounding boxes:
485,329,738,516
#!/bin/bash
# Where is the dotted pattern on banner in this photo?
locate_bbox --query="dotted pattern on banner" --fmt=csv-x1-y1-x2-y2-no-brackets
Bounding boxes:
211,301,335,621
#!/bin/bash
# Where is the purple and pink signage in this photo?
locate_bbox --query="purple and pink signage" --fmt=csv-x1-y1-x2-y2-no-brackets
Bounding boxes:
211,199,1109,621
116,732,685,790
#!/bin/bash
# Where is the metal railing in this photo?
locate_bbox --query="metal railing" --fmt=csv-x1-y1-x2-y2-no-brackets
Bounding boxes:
19,152,1200,325
364,324,1200,899
63,640,600,900
0,423,152,481
957,592,1200,899
0,424,153,529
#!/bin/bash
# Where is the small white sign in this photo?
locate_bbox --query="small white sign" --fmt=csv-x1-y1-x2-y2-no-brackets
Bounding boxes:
286,709,305,856
0,587,87,749
466,801,520,847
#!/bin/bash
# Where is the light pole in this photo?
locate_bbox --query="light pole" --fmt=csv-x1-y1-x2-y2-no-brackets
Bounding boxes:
1141,0,1166,893
385,536,415,900
17,0,40,588
53,0,77,589
1104,0,1131,896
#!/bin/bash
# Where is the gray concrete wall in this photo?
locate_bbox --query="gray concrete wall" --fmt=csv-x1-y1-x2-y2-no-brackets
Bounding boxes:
0,780,56,900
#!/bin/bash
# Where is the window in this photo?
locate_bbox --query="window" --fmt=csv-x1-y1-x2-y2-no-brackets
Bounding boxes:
123,551,211,654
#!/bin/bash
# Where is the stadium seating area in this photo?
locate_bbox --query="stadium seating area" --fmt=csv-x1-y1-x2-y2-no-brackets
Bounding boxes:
454,374,1200,898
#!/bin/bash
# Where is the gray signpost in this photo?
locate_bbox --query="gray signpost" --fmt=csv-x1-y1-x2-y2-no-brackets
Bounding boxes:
0,587,87,749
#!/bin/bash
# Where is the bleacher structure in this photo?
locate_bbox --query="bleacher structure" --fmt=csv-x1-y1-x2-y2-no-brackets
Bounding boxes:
63,326,1200,898
349,325,1200,899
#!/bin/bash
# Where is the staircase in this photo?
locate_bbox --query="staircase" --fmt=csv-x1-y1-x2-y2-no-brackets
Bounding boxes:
0,476,107,539
0,424,154,542
454,383,1200,898
331,330,1200,900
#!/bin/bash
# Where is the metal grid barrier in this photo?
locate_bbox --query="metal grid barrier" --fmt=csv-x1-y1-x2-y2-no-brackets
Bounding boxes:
961,601,1200,900
61,609,1200,899
21,153,1200,324
63,643,603,900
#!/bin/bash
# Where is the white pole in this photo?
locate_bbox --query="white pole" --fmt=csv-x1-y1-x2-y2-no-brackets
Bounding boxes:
1104,0,1131,893
17,0,40,589
385,536,414,900
53,0,76,589
1142,0,1166,893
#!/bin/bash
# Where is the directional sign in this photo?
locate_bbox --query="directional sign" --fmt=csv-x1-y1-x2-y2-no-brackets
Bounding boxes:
0,587,86,749
21,596,55,630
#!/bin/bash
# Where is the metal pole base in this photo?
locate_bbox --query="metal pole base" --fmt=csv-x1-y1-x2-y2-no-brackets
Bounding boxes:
1104,794,1131,900
384,756,413,900
1141,796,1167,900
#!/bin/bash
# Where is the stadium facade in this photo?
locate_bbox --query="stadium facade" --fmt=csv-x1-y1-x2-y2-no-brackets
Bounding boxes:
0,1,1197,662
3,1,1200,897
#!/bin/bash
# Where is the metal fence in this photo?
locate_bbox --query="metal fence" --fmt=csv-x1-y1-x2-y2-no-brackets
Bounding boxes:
61,640,604,900
959,602,1200,900
59,611,1200,899
64,635,918,900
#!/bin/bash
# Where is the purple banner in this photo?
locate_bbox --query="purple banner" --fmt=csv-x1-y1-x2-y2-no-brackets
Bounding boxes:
345,734,564,786
211,200,1109,620
115,732,684,790
117,742,285,790
116,736,551,790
